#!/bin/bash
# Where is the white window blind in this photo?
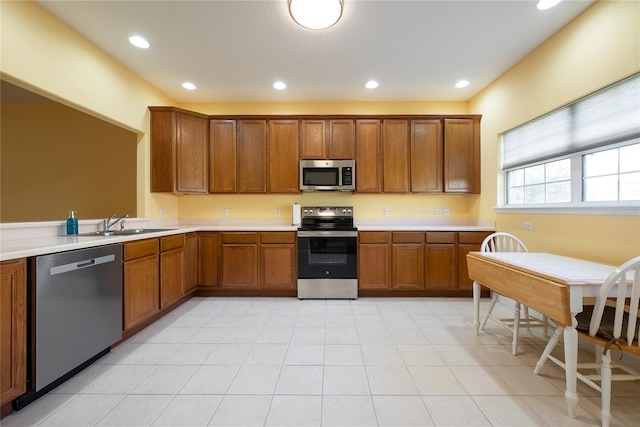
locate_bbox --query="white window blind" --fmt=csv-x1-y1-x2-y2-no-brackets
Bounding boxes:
503,74,640,170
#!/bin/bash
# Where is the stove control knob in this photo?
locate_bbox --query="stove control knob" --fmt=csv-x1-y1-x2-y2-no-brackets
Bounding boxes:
342,209,347,213
308,209,313,214
347,209,352,214
325,271,330,275
303,209,308,214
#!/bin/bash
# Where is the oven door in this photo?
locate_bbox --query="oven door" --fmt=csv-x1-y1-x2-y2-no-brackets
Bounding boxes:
297,231,357,279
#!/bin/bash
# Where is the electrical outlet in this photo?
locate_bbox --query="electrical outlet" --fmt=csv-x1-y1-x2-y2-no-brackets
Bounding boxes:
522,222,533,230
382,208,389,217
436,208,442,216
159,208,164,218
275,209,281,217
445,208,450,216
222,208,229,217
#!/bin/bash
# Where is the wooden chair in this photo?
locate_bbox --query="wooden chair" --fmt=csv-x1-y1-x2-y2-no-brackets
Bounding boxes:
534,255,640,427
477,232,549,355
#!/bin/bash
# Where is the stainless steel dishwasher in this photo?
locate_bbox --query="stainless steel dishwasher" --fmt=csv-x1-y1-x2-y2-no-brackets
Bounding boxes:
16,244,122,408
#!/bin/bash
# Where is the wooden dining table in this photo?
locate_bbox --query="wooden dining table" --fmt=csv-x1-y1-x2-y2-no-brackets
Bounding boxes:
466,251,621,419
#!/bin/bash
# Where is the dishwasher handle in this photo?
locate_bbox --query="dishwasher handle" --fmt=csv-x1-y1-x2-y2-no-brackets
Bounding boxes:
49,254,116,276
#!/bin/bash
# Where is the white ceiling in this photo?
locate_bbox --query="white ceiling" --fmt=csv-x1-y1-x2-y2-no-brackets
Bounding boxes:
36,0,595,103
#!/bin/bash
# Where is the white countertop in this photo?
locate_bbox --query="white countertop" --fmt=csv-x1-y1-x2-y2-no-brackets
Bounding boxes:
0,219,494,261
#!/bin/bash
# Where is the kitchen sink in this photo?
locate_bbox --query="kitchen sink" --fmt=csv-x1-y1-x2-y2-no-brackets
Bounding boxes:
77,228,175,237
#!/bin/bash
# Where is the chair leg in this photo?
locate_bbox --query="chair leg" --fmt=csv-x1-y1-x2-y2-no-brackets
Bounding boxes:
542,315,549,337
600,350,612,427
512,302,521,355
480,293,499,331
534,325,562,374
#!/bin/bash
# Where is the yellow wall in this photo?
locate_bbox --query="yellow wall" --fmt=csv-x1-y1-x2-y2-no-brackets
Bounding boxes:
0,0,178,221
1,103,137,222
469,0,640,265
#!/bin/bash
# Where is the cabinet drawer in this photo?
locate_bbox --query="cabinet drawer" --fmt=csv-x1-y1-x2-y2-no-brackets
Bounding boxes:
124,239,159,261
392,232,424,244
458,231,491,244
221,232,258,244
261,232,296,244
161,234,185,252
426,232,457,244
359,231,390,244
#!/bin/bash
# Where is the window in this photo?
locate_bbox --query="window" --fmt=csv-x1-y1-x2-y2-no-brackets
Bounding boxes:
502,74,640,209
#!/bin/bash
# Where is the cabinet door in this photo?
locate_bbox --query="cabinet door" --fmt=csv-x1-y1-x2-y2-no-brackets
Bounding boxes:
237,120,267,193
261,244,296,290
382,119,410,193
160,248,184,309
444,118,480,194
269,120,300,193
150,109,175,192
176,112,208,193
184,233,198,294
328,119,355,159
199,232,218,288
300,120,326,159
358,244,391,289
425,244,457,290
458,232,491,290
209,119,237,193
355,119,382,192
411,119,443,192
220,244,258,289
391,232,424,289
1,259,26,406
123,255,159,331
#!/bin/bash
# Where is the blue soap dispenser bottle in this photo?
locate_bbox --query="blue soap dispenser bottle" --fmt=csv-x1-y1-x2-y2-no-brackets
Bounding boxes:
66,210,78,235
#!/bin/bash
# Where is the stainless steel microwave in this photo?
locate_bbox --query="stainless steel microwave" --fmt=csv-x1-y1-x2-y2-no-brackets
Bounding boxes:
300,160,355,192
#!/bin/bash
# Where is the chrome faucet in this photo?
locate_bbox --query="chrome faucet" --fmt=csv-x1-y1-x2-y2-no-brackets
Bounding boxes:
103,213,129,231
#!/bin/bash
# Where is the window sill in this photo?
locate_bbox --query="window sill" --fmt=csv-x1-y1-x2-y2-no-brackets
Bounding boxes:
494,202,640,216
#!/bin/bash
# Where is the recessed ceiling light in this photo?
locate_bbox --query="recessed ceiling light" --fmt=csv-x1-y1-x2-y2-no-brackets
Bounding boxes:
365,80,379,89
455,80,470,88
128,35,150,49
273,81,287,90
536,0,562,10
182,82,196,90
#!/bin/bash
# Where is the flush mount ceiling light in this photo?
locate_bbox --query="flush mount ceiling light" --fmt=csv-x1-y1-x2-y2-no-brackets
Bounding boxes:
289,0,343,30
365,80,379,89
128,35,150,49
455,80,470,88
273,81,287,90
536,0,562,10
182,82,196,90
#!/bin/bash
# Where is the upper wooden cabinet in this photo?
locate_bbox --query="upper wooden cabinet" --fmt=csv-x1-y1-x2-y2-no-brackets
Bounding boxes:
269,120,300,193
209,119,237,193
355,119,382,192
382,120,410,193
444,118,480,194
300,119,355,160
150,107,208,193
237,120,267,193
411,119,443,193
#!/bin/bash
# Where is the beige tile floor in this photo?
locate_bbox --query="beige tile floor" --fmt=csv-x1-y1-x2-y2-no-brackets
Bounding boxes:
2,297,639,426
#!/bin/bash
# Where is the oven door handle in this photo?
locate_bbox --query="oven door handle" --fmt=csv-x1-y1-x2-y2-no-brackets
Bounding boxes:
297,230,358,238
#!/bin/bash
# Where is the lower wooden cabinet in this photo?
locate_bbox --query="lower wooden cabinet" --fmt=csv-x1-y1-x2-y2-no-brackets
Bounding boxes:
1,258,26,407
219,233,259,289
392,232,424,289
358,232,391,290
218,232,296,290
260,232,296,290
425,232,457,290
199,232,218,287
160,234,185,308
184,233,198,294
358,230,491,295
123,239,160,332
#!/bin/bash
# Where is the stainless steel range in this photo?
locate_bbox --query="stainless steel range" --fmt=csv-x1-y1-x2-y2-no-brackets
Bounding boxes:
297,206,357,299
